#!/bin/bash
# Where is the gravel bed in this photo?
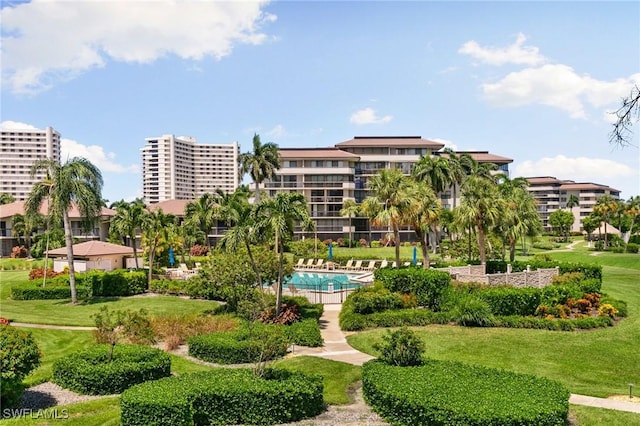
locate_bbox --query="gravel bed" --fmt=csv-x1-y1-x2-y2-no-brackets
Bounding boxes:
17,382,113,411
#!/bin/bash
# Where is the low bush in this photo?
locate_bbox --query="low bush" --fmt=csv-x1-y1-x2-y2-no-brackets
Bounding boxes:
476,286,541,316
285,318,323,347
375,327,425,367
188,326,288,364
374,267,451,309
11,283,90,300
349,287,404,314
151,313,240,350
0,325,41,407
494,315,614,331
363,359,569,426
52,344,171,395
339,302,442,331
486,260,602,284
189,244,209,257
626,243,639,253
120,368,324,426
450,294,495,327
28,267,64,280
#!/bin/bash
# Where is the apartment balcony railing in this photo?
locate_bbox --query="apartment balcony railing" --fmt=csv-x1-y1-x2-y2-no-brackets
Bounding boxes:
301,182,344,188
264,182,299,189
309,197,345,203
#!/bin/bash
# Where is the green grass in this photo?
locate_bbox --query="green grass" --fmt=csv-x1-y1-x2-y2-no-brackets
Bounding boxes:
347,262,640,398
0,397,121,426
570,404,640,426
0,271,217,326
274,356,362,405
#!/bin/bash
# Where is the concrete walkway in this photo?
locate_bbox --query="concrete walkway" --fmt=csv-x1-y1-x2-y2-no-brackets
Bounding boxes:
9,322,95,331
299,304,640,414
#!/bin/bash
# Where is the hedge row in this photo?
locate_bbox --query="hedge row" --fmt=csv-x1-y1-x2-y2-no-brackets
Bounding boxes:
120,368,324,426
373,267,451,309
52,344,171,395
188,328,288,364
285,318,323,347
363,359,569,426
12,270,147,300
486,260,602,284
494,315,615,331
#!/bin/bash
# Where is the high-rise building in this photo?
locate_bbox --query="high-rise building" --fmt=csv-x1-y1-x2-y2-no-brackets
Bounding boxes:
525,176,621,232
261,136,513,242
0,125,61,200
141,134,239,204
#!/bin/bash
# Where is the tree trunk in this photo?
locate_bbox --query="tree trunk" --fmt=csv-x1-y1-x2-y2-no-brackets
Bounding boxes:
132,235,139,269
63,210,78,304
254,181,260,204
147,239,157,289
393,224,401,267
509,237,516,262
476,218,486,264
417,229,430,269
275,231,283,317
245,240,263,288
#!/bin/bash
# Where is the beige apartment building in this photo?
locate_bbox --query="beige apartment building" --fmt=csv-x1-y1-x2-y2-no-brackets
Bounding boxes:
0,125,61,201
141,134,239,204
261,136,513,242
525,176,621,232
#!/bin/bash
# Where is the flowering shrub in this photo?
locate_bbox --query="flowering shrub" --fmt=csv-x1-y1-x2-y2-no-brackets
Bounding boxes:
189,244,209,256
28,267,63,280
598,304,618,318
10,246,27,258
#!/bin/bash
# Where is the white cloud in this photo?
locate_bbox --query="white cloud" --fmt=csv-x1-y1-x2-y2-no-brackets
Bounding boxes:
266,124,286,138
482,66,639,119
1,0,275,94
0,120,39,130
431,138,458,151
61,138,139,174
350,107,393,125
459,33,547,66
514,155,636,180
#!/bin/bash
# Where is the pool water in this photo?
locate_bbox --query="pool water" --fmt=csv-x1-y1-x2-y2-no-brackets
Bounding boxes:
285,272,361,291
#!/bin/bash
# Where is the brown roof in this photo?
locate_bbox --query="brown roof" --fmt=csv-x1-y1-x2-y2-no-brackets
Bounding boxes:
336,136,445,149
525,176,566,185
0,201,115,220
46,241,141,257
439,151,513,164
146,199,190,216
560,182,620,192
279,148,360,160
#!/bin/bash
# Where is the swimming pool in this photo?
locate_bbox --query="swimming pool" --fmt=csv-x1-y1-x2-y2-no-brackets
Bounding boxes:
285,272,362,291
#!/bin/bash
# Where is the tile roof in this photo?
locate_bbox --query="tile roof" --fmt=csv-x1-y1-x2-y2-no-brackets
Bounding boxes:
279,148,360,160
335,136,445,149
46,240,141,257
146,199,191,216
560,182,620,192
439,151,513,164
0,201,115,219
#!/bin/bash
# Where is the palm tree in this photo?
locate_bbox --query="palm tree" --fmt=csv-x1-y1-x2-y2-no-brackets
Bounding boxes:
218,190,264,288
185,193,217,248
497,176,541,261
593,195,618,249
406,180,441,268
141,209,176,287
339,199,360,246
26,158,103,304
254,192,312,316
625,196,640,237
412,154,453,194
11,213,42,253
361,169,413,267
111,199,147,269
566,194,579,210
239,133,280,204
440,149,474,209
0,193,16,205
456,175,505,264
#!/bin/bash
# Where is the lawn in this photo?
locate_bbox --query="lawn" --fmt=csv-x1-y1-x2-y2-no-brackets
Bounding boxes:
0,271,217,326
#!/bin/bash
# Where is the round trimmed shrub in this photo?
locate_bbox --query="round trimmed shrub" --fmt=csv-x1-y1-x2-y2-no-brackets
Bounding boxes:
52,344,171,395
120,367,324,425
363,359,569,426
1,325,41,407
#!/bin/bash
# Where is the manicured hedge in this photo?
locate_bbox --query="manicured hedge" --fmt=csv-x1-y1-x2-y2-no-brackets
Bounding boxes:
285,318,323,347
476,286,542,316
374,268,451,309
363,359,569,426
284,296,324,320
120,368,324,426
349,287,405,314
188,328,288,364
11,284,90,300
494,315,614,331
52,344,171,395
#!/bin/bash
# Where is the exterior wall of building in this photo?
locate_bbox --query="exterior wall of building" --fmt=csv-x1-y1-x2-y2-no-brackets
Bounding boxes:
141,135,239,204
0,126,61,200
525,177,621,232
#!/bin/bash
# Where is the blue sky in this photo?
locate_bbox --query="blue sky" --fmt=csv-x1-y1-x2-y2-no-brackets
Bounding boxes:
2,1,639,202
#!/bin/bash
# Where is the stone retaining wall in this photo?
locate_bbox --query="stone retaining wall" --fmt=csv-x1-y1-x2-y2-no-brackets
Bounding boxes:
452,266,560,288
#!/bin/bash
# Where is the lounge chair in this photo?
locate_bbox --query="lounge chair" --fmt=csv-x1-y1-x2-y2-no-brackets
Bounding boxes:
352,260,363,271
403,262,411,267
295,258,305,268
390,261,397,268
343,259,354,270
303,259,315,269
312,259,324,269
379,259,388,268
363,260,376,271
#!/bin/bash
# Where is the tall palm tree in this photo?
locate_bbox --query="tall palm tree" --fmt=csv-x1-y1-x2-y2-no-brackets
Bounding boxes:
141,209,177,287
239,133,280,204
0,193,16,205
254,192,313,316
497,176,541,261
440,149,474,209
412,154,453,194
456,175,505,264
406,180,441,268
111,199,147,269
26,158,103,304
185,193,217,248
361,169,413,267
339,199,360,246
218,190,264,288
11,213,42,254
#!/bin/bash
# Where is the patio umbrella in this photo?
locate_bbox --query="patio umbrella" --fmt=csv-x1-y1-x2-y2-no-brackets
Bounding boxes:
328,243,333,260
168,247,175,267
412,246,417,264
